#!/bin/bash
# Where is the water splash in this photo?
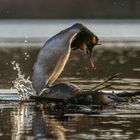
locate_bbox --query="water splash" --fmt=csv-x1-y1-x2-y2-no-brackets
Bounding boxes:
12,61,36,100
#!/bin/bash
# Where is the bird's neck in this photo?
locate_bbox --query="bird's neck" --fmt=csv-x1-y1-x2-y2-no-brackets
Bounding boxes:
68,24,82,35
65,26,81,44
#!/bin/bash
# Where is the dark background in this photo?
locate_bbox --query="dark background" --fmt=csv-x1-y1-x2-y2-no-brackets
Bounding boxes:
0,0,140,19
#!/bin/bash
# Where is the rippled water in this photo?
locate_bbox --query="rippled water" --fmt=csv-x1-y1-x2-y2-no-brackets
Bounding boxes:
0,41,140,140
0,102,140,140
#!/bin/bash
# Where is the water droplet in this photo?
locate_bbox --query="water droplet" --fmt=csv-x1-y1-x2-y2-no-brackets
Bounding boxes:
12,61,36,100
12,61,16,65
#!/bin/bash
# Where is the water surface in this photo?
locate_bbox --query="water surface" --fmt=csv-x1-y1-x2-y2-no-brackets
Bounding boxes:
0,41,140,140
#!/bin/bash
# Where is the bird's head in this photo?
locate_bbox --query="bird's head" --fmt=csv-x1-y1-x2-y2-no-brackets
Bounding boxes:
71,23,100,68
95,92,126,105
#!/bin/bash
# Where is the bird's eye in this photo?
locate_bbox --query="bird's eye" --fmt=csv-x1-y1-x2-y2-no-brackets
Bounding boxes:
108,95,113,99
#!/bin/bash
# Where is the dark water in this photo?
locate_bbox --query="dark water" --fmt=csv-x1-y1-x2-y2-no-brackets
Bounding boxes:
0,42,140,140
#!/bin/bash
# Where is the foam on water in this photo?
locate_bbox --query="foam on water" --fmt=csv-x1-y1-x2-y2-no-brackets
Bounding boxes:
12,61,36,100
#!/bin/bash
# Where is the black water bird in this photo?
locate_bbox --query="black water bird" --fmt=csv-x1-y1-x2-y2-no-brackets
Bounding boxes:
39,82,126,106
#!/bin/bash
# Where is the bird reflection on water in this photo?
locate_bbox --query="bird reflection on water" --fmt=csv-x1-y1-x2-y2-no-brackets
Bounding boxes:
1,101,140,140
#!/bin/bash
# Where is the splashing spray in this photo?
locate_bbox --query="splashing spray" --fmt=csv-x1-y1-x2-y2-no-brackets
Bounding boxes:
12,61,36,100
